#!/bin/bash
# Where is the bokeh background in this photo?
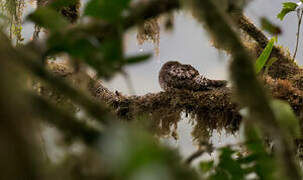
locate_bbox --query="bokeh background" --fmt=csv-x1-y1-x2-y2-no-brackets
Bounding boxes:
20,0,303,161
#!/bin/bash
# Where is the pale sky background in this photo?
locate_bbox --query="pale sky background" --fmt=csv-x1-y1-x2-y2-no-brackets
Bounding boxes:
20,0,303,161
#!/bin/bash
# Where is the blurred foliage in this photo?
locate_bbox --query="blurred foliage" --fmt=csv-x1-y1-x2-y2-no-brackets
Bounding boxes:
198,126,278,180
260,17,282,36
0,0,302,180
28,0,150,78
85,0,131,22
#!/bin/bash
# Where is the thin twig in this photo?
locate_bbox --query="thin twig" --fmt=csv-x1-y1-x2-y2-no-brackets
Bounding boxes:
185,149,206,165
32,25,41,41
293,9,303,60
185,142,213,165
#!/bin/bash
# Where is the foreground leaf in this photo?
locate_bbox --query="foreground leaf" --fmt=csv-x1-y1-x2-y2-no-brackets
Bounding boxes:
84,0,131,22
28,7,68,31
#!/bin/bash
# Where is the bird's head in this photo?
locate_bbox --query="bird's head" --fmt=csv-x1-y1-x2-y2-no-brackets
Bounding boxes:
162,61,180,69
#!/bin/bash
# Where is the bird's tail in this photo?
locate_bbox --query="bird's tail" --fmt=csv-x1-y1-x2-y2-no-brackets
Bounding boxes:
194,75,227,90
208,79,227,87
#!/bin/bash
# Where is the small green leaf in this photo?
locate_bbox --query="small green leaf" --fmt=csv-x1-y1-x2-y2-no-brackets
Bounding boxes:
28,7,68,31
277,2,298,20
124,54,151,64
84,0,131,22
199,161,214,173
255,37,276,74
264,57,278,74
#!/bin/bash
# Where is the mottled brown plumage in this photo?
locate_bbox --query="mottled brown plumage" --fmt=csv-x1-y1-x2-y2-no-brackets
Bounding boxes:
159,61,227,91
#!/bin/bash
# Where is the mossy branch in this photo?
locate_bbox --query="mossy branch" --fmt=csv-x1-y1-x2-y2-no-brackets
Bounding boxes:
235,14,301,79
187,0,301,179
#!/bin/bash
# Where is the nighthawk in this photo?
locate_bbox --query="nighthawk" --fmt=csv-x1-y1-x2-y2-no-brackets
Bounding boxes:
159,61,227,91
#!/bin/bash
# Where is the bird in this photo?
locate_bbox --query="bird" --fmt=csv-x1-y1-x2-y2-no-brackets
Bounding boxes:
158,61,227,91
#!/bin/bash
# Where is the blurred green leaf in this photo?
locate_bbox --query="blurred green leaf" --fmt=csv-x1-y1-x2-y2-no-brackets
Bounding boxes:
28,7,68,31
84,0,131,22
209,170,229,180
270,99,301,138
100,37,123,62
255,37,276,74
124,54,151,64
261,17,282,36
46,29,125,78
199,161,214,173
277,2,298,20
216,147,245,180
243,125,278,180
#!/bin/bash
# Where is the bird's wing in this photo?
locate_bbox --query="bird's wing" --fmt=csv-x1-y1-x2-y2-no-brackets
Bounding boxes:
168,65,198,79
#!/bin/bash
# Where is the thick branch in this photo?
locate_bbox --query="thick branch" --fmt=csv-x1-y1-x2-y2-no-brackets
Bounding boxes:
235,14,301,79
189,0,301,178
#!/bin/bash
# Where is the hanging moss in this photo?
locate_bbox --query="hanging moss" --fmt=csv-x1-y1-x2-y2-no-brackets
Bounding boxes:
137,18,160,55
59,0,81,23
0,0,25,45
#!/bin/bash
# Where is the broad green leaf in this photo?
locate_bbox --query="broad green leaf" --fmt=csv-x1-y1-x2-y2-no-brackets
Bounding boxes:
28,7,68,31
255,37,276,74
277,2,298,20
199,161,214,173
270,99,301,138
124,54,151,64
84,0,131,22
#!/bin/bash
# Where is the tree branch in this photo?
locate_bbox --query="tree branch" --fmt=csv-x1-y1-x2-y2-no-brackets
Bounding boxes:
235,14,301,79
188,0,301,178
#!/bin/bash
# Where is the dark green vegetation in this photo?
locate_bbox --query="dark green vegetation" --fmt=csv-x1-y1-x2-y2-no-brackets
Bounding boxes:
1,0,303,179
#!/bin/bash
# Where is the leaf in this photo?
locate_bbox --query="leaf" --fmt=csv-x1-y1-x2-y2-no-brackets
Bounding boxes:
277,2,298,20
241,126,278,180
255,37,275,74
199,161,214,173
264,57,278,74
261,17,282,36
124,54,151,64
270,99,301,138
84,0,131,22
28,7,68,31
216,147,245,180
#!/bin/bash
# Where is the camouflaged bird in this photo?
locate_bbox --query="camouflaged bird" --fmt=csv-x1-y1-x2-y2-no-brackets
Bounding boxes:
159,61,227,91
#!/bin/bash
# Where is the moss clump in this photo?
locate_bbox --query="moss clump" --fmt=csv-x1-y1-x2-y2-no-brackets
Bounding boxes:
60,0,81,23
